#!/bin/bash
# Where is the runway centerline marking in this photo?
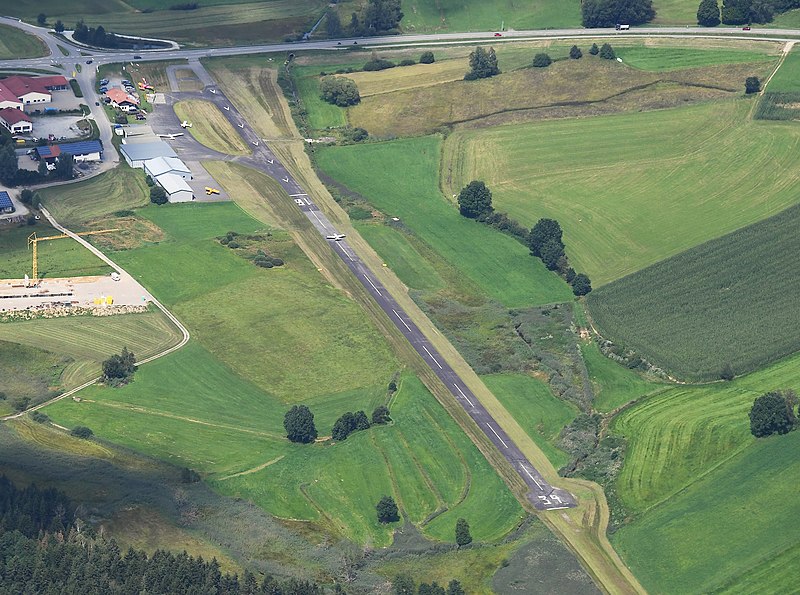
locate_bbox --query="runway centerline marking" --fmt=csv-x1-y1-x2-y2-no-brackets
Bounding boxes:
364,275,382,296
422,345,443,369
393,309,413,332
486,423,509,448
522,465,544,490
453,383,475,407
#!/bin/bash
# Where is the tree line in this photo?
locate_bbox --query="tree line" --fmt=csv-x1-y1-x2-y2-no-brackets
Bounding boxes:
0,476,325,594
457,181,592,295
0,136,74,187
284,401,392,444
325,0,403,38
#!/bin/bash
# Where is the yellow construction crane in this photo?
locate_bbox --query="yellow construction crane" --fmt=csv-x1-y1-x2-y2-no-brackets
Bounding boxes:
27,229,119,285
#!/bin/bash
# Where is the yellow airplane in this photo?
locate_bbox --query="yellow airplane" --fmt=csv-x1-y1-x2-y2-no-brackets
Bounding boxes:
205,187,220,195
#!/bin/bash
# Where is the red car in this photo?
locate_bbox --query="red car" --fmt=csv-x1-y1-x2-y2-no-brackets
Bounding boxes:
494,32,502,37
742,26,751,30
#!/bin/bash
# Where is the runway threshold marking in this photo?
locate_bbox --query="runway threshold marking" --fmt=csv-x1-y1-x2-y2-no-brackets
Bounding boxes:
486,422,509,449
453,383,475,407
521,465,544,490
422,345,443,369
392,309,413,332
290,193,308,197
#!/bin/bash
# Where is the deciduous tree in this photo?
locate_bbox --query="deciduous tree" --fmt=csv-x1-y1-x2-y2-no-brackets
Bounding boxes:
532,53,552,67
528,218,563,257
455,518,472,546
749,391,795,437
457,180,493,218
599,43,616,60
697,0,721,25
320,76,361,106
745,76,761,94
465,46,500,80
376,495,399,523
569,45,583,59
420,51,435,64
372,405,391,424
571,273,593,296
284,405,318,443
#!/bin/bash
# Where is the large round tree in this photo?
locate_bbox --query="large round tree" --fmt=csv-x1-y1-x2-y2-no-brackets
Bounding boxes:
284,405,318,443
749,391,795,437
697,0,721,25
457,180,493,218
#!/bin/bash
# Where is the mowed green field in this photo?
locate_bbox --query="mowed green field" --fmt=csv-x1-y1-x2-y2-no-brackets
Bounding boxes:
588,202,800,380
0,24,46,59
400,0,581,31
611,350,800,593
0,222,110,280
615,45,776,71
38,199,523,545
316,136,572,308
0,311,184,387
37,166,148,226
448,100,800,286
765,45,800,92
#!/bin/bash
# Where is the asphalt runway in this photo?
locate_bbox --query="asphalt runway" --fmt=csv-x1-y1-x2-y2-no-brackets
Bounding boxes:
195,75,576,511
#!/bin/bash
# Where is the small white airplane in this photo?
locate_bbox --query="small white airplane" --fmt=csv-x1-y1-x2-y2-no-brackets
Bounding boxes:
282,177,289,183
223,105,230,111
209,88,217,94
238,123,244,128
266,158,274,164
180,120,192,128
253,140,259,146
157,133,184,140
325,234,346,241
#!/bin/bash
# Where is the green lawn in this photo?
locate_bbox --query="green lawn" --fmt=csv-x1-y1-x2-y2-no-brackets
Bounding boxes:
0,222,110,280
481,373,576,468
37,166,149,226
399,0,581,32
316,136,572,308
610,350,800,593
0,24,46,59
0,311,184,387
294,66,348,130
588,202,800,380
582,343,663,413
448,100,800,286
615,46,776,71
765,45,800,92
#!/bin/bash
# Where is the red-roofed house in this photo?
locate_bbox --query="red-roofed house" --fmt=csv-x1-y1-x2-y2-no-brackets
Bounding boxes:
0,75,69,110
0,84,22,111
0,108,32,133
106,88,140,112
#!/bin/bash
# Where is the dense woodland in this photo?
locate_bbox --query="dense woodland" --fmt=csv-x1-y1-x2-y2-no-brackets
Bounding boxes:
0,476,324,594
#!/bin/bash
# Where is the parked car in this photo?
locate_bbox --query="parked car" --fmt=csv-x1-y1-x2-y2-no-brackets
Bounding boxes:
133,55,142,59
95,101,100,106
86,59,93,64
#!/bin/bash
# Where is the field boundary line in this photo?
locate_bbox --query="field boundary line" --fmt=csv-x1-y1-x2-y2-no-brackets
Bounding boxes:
752,40,797,118
0,209,190,423
218,455,286,480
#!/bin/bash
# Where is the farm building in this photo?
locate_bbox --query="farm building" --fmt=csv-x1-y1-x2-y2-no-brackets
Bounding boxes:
0,191,15,214
156,173,194,203
0,108,32,134
0,84,22,111
144,156,192,180
37,140,103,163
119,141,177,169
0,75,69,111
106,88,140,112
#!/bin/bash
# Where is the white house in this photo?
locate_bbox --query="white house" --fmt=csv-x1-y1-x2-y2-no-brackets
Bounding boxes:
0,108,32,134
144,156,192,181
156,173,194,203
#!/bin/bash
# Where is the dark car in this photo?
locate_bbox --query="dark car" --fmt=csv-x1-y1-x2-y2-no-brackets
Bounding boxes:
133,55,142,59
742,26,751,30
86,59,93,64
95,101,100,106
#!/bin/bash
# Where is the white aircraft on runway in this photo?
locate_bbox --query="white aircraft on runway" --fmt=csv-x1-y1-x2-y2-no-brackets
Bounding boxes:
267,158,273,164
238,123,244,128
223,105,230,111
209,88,217,94
180,120,192,128
157,133,184,140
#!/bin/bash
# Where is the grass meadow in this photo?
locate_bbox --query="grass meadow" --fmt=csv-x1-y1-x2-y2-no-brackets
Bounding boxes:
399,0,581,32
588,202,800,380
0,24,46,59
10,0,324,46
447,100,800,286
315,136,572,308
611,350,800,593
0,221,110,280
0,341,69,415
0,311,184,387
36,166,149,226
173,100,251,155
581,342,663,413
34,199,523,546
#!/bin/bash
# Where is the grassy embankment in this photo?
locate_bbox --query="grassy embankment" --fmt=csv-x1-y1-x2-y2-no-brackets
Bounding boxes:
611,349,800,593
0,24,46,59
173,99,251,155
588,202,800,380
39,199,524,548
10,0,325,46
445,99,800,285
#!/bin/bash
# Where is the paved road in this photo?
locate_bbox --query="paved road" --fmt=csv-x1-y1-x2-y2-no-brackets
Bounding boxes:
189,66,574,510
